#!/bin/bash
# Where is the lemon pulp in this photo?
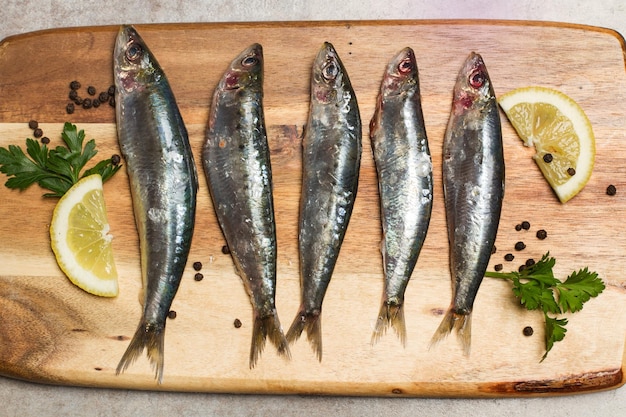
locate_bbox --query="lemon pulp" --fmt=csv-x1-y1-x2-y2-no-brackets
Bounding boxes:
498,86,595,203
50,174,118,297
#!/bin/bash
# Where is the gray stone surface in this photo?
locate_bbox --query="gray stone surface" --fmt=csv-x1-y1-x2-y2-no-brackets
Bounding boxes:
2,1,626,415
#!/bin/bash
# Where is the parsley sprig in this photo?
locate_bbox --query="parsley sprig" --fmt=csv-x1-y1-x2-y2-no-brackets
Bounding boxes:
485,252,605,360
0,122,121,197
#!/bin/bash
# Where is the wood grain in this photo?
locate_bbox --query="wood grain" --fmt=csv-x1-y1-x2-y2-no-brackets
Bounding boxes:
1,20,626,396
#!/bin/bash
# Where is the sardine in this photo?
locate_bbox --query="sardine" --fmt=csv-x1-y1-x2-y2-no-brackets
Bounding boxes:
286,42,361,361
114,26,198,383
430,52,504,354
202,44,290,367
369,47,433,346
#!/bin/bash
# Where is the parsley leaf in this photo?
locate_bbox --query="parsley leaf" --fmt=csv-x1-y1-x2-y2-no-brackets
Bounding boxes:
485,252,604,360
0,122,121,197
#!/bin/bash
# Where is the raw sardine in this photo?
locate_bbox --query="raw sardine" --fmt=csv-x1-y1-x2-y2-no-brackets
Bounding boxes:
114,26,198,383
202,44,290,367
369,47,433,346
286,42,361,361
430,52,504,354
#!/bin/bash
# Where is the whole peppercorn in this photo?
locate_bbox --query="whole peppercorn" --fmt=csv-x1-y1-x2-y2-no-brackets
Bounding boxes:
523,326,534,336
70,80,81,90
194,273,204,281
28,120,38,130
108,85,116,95
515,223,522,231
504,253,515,262
567,167,576,176
193,261,202,271
521,221,531,230
111,154,121,166
66,103,75,114
491,245,496,254
82,98,92,109
607,184,617,196
167,310,177,319
33,128,43,138
109,96,115,107
543,153,553,163
536,229,548,240
494,263,503,272
87,86,97,96
518,264,527,272
234,318,242,328
41,137,50,144
221,245,230,254
92,98,101,108
74,97,83,105
69,90,78,100
514,241,526,251
98,91,109,103
525,258,536,267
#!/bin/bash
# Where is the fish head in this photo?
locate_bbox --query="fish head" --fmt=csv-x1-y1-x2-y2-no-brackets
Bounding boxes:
218,43,263,93
311,42,347,104
380,47,418,98
114,25,163,94
452,52,494,115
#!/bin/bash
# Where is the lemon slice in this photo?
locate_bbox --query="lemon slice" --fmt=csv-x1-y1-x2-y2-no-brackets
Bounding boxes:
498,86,595,203
50,174,118,297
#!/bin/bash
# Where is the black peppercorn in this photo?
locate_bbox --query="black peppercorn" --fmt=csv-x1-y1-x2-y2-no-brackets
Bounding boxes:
33,128,43,138
607,184,617,196
194,273,204,281
234,319,242,328
66,103,75,114
543,153,553,163
109,96,115,107
99,91,109,102
193,261,202,271
504,253,514,262
70,80,81,90
111,154,121,165
108,85,115,95
536,229,548,240
28,120,38,130
567,167,576,176
74,97,83,105
491,245,496,254
494,263,503,272
221,245,230,254
525,258,535,267
523,326,534,336
514,241,526,251
515,223,522,231
69,90,78,100
168,310,177,319
87,86,96,96
92,98,101,108
518,264,527,272
82,98,92,109
41,137,50,144
521,221,530,230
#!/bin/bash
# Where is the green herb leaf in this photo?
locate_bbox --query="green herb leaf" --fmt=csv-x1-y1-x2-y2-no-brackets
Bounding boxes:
0,123,121,197
485,252,604,360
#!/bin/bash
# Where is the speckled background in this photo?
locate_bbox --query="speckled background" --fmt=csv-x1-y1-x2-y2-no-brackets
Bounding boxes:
2,1,625,415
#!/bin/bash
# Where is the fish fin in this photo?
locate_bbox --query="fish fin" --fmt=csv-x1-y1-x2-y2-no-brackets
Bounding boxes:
116,320,165,384
249,311,291,368
371,302,406,347
286,308,323,361
429,308,472,356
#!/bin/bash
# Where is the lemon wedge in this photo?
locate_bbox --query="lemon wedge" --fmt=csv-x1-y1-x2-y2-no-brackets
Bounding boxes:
498,86,595,203
50,174,118,297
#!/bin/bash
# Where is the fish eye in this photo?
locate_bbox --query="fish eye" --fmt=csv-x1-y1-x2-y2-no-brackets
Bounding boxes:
469,69,485,89
241,55,258,67
322,61,339,81
398,58,413,74
126,42,143,63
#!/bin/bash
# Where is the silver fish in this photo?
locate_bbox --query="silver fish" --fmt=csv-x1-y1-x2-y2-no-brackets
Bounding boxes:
369,47,433,346
430,52,504,354
286,42,362,361
114,25,198,383
202,44,290,367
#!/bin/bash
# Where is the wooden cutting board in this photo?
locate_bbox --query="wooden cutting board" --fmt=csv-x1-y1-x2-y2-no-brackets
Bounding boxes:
1,20,626,397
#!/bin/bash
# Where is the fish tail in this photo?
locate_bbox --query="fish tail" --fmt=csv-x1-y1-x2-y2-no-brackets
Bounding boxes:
116,320,165,384
286,308,323,361
249,311,291,368
429,308,472,356
371,301,406,347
